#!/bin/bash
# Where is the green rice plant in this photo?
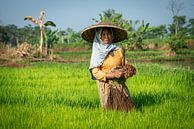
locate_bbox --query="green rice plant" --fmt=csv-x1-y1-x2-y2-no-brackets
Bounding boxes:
0,62,193,129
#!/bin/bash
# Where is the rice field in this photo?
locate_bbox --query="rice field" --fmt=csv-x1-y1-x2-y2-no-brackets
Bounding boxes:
56,49,194,61
0,62,193,129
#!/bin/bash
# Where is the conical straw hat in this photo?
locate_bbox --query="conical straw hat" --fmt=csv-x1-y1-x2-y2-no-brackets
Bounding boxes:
81,22,128,43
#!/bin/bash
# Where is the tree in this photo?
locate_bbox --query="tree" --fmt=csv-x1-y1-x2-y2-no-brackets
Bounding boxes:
0,25,9,44
44,29,59,55
187,18,194,37
58,28,85,46
146,25,167,39
62,27,76,44
0,26,10,44
57,30,66,44
1,24,19,46
167,0,184,35
93,9,124,26
24,10,56,56
168,16,186,36
128,21,149,50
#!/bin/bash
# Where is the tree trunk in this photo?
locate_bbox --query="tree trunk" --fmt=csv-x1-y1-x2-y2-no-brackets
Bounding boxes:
44,32,48,56
175,19,178,35
39,30,43,55
61,36,64,44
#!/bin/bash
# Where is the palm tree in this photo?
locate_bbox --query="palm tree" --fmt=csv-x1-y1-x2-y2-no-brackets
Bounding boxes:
24,10,56,56
92,9,124,26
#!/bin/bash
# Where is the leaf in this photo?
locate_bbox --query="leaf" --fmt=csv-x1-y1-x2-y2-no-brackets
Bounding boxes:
143,23,150,33
92,18,99,23
44,21,56,27
24,16,38,24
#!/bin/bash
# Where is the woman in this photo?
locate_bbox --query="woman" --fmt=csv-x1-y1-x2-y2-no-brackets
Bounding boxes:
81,22,136,112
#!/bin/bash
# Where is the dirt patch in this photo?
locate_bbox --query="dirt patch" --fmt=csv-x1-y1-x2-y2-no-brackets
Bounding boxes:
29,58,88,63
0,58,30,68
1,62,30,68
186,39,194,50
147,43,158,50
128,58,194,63
53,47,90,52
163,50,176,57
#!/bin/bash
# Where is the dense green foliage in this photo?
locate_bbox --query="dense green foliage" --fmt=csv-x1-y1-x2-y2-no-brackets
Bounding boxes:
1,9,193,51
45,29,59,49
0,62,193,129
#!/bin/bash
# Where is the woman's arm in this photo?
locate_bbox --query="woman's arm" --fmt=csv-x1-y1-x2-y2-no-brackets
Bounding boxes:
92,67,124,81
106,70,123,79
121,48,128,66
92,67,107,81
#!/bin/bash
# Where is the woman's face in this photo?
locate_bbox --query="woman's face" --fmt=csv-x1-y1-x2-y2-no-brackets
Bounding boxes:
100,29,113,44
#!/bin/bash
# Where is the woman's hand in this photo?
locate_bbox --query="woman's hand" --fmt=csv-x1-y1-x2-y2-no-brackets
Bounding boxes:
106,69,124,79
106,64,136,80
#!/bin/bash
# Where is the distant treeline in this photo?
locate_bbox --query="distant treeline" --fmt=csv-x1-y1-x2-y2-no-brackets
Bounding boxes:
0,9,194,50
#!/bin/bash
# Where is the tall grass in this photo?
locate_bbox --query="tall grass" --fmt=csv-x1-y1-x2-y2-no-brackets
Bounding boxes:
0,62,193,129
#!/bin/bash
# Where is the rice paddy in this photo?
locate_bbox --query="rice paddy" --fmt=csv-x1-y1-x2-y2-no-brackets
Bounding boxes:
0,61,193,129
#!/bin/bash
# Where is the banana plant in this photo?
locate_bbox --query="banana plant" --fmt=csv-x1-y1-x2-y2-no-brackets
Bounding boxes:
128,20,149,50
24,10,56,56
44,29,59,55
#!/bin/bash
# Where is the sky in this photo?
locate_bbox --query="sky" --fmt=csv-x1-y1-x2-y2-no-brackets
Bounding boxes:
0,0,193,32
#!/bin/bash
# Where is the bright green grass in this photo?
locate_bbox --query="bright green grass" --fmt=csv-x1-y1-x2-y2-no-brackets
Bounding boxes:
0,62,193,129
